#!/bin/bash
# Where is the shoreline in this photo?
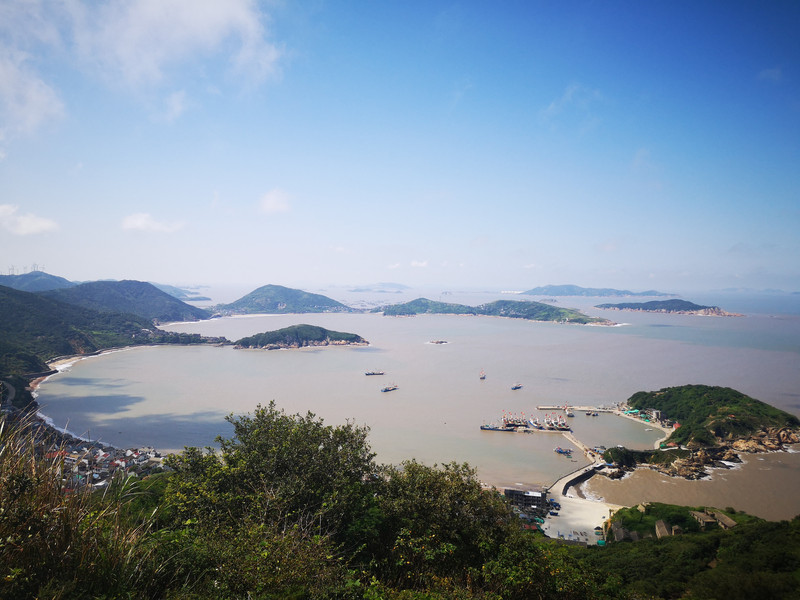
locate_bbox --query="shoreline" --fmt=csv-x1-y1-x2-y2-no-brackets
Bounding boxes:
26,348,798,525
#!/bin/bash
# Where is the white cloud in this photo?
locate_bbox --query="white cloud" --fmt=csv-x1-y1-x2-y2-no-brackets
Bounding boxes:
122,212,183,233
259,189,290,214
387,262,401,270
68,0,282,90
0,204,59,235
410,260,428,268
0,47,64,140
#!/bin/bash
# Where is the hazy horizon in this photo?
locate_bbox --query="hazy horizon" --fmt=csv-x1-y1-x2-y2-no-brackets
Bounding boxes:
2,2,798,293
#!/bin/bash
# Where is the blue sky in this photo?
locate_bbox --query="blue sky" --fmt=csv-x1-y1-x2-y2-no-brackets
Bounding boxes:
1,1,798,293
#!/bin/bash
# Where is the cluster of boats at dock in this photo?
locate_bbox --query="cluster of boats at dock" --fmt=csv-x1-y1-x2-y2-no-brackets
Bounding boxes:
480,412,572,433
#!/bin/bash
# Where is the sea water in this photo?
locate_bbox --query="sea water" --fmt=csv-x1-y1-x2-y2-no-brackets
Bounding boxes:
34,292,800,517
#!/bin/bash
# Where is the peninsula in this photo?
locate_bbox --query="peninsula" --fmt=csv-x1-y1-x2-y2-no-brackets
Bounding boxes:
595,299,742,316
604,385,800,480
233,324,367,350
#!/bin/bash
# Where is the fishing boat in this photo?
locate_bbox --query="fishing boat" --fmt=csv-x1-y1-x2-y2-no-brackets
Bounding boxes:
365,370,384,376
554,446,572,456
381,384,398,392
480,424,515,432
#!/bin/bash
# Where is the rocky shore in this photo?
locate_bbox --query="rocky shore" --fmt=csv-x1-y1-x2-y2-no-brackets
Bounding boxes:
602,426,800,481
234,338,368,350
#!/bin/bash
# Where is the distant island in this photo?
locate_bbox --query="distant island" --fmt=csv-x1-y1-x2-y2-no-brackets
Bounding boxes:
523,284,671,297
378,297,612,325
595,299,742,316
218,284,356,315
604,385,799,480
234,324,367,350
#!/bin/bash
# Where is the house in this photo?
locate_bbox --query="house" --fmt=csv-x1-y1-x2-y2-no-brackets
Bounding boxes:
711,511,737,530
690,510,717,530
504,486,548,511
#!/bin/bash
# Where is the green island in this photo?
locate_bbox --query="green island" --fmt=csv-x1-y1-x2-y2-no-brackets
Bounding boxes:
218,284,357,315
602,385,800,479
380,297,611,324
595,299,742,316
234,324,367,349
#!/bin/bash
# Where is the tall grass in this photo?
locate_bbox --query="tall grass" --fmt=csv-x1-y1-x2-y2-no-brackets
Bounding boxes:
0,414,168,599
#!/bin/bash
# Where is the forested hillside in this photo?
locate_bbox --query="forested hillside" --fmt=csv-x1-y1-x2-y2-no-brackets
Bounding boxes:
41,280,211,322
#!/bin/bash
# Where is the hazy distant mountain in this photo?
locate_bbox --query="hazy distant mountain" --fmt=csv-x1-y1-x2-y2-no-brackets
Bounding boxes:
0,271,76,292
380,297,610,324
220,284,356,314
523,284,670,297
347,282,410,293
41,280,212,322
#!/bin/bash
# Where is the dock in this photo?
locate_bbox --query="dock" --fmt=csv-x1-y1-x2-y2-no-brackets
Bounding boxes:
536,405,614,412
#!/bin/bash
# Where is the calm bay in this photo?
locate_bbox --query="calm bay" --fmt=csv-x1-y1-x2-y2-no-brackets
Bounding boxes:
34,293,800,518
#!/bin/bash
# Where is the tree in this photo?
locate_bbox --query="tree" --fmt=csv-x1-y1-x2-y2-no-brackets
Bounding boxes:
166,401,377,540
372,460,517,590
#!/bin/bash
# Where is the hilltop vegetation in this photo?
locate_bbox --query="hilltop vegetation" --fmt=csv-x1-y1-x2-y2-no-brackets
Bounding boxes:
381,297,610,324
4,403,800,599
219,284,355,314
0,405,619,599
41,280,211,322
628,384,800,447
235,324,366,348
571,503,800,600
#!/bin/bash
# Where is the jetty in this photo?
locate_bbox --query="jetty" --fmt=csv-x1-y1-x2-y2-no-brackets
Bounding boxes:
536,405,613,413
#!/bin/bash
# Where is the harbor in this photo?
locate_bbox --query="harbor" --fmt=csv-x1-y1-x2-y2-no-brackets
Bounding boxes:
487,406,673,544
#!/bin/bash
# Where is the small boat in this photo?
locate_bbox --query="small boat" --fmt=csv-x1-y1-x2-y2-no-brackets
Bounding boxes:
479,370,486,380
381,384,398,392
365,370,384,376
511,383,522,390
429,340,447,344
554,446,572,456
